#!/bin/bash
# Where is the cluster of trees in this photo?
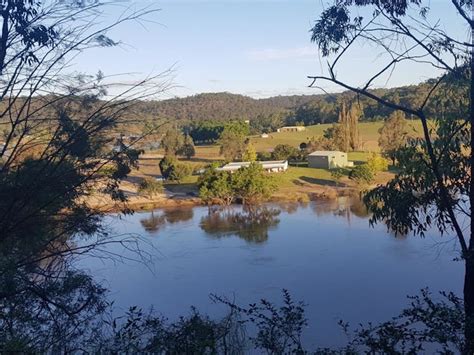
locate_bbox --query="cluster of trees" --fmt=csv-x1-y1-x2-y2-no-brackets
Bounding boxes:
160,128,196,158
198,163,277,205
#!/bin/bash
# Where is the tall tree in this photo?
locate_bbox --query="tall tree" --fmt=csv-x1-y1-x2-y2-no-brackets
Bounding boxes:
161,127,185,156
378,111,409,164
0,1,164,350
310,0,473,351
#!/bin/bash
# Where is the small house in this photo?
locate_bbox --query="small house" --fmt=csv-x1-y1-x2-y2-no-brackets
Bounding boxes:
216,160,288,173
307,151,352,169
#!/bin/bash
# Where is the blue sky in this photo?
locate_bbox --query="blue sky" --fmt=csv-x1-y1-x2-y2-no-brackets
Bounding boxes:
74,0,468,98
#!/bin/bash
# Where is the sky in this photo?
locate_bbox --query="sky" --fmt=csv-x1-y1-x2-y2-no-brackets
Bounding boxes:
73,0,469,99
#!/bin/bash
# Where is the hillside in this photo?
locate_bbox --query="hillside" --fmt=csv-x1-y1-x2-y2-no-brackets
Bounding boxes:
134,79,460,125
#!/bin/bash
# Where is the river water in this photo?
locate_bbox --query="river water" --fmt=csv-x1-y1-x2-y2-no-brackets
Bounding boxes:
79,197,463,349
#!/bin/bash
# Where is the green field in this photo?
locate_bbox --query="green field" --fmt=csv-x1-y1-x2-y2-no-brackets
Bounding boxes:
249,121,423,152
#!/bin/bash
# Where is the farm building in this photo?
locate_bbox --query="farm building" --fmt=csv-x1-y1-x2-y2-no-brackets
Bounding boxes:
216,160,288,173
277,126,306,133
307,151,353,169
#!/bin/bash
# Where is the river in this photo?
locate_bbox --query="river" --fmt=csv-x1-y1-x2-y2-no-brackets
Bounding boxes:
78,197,463,349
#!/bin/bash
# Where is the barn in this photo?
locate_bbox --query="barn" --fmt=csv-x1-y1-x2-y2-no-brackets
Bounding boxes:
307,151,352,169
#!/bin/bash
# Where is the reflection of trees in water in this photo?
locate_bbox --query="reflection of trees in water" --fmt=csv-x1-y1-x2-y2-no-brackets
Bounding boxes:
274,201,308,215
311,196,369,220
140,208,194,234
200,206,281,244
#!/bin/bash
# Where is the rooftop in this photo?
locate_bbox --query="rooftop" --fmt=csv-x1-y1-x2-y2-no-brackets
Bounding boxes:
308,151,346,156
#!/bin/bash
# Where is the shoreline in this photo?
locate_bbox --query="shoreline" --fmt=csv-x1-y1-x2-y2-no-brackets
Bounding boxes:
88,184,359,213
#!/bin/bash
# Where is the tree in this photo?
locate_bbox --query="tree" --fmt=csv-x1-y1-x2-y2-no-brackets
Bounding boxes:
310,0,474,350
0,0,164,351
159,156,176,180
218,122,249,161
366,152,389,174
271,144,299,161
178,134,196,159
243,143,257,162
161,127,185,156
231,162,277,205
198,166,234,205
378,111,409,164
159,156,191,182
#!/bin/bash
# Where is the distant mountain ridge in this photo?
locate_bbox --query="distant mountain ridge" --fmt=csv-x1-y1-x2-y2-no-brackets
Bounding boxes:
133,80,459,124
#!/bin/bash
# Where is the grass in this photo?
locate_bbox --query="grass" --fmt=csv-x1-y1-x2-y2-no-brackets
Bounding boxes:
276,166,335,188
249,121,423,152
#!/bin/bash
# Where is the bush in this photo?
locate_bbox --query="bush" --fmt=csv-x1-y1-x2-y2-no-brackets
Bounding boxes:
232,162,277,204
349,164,374,186
159,156,192,183
366,152,389,173
138,177,163,198
168,162,192,183
159,156,176,179
271,144,299,160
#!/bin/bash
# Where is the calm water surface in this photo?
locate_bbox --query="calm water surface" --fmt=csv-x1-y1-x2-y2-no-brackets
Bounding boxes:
79,198,463,348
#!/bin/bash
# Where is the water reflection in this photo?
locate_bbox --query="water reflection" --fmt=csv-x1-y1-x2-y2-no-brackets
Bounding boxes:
311,196,369,220
200,206,281,244
140,208,194,234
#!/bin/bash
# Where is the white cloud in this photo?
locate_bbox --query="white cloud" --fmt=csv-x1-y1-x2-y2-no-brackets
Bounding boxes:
245,46,316,61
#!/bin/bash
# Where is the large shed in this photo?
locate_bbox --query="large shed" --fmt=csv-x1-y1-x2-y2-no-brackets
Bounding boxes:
216,160,288,173
308,151,350,169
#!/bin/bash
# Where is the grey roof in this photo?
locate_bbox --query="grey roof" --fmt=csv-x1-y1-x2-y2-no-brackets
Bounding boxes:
308,150,346,156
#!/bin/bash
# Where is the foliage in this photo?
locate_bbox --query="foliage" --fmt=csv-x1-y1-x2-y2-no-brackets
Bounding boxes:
231,163,277,204
218,122,249,161
249,112,287,134
378,111,409,164
178,134,196,159
159,156,176,179
168,162,192,183
366,152,389,173
161,127,185,156
349,164,374,186
271,144,299,160
242,143,257,162
138,177,164,198
198,166,234,205
188,121,225,144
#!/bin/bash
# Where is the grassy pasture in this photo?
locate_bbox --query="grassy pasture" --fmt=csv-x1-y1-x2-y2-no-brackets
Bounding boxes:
249,121,423,152
130,120,424,196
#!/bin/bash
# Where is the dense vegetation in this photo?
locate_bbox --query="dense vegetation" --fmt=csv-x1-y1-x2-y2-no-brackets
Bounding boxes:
130,80,463,131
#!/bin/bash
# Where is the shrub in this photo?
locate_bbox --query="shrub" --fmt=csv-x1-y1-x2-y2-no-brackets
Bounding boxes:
366,152,389,173
271,144,299,160
159,155,176,179
349,164,374,186
232,162,277,204
138,177,163,198
168,162,192,183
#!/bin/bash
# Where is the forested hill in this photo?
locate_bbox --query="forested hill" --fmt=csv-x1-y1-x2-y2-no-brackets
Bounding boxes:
134,80,462,125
